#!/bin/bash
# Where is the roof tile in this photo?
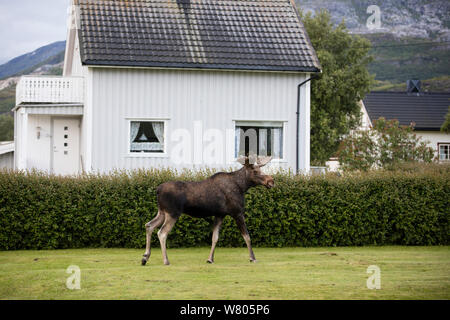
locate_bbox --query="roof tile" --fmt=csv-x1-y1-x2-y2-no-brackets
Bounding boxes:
77,0,321,72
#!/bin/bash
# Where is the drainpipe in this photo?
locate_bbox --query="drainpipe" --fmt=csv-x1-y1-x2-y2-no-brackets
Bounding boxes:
296,74,319,174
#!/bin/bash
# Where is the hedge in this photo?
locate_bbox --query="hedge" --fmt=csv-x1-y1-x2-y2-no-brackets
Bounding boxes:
0,165,448,250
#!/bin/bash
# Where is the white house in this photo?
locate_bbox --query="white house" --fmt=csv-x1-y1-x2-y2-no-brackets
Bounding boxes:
361,83,450,161
13,0,321,175
0,142,14,169
326,81,450,171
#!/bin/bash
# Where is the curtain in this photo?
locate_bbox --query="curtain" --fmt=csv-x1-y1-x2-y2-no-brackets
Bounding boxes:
152,122,164,146
130,122,140,152
259,128,268,156
235,127,241,157
272,128,282,159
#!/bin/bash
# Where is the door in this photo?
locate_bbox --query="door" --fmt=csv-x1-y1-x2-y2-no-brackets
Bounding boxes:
52,118,80,175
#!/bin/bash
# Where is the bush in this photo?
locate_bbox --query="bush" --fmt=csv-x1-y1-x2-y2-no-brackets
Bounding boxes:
0,165,448,250
338,118,435,171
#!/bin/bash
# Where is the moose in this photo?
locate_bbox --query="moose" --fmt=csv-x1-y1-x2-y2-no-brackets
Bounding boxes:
141,155,274,266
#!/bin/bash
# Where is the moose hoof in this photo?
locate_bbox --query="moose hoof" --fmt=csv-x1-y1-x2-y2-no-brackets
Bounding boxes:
206,259,214,264
250,259,258,263
164,261,170,266
141,258,147,266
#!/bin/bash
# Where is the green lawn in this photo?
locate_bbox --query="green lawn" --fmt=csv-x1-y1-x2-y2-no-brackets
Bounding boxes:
0,246,449,300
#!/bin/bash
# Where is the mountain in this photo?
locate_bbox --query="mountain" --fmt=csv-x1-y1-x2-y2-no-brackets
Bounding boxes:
295,0,450,90
0,41,66,80
296,0,450,40
0,42,65,116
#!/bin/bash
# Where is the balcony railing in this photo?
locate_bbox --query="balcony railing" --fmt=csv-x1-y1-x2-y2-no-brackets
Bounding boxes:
16,76,84,105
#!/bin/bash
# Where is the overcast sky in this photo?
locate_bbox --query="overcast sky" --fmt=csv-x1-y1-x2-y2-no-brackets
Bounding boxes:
0,0,71,64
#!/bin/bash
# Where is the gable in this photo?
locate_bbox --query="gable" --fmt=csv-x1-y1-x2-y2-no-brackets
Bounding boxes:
76,0,321,72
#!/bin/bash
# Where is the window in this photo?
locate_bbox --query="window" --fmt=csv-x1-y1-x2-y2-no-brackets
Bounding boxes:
439,143,450,161
129,121,165,153
235,121,283,159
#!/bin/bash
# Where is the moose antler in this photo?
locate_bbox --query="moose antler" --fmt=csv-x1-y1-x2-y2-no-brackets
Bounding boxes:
256,156,272,167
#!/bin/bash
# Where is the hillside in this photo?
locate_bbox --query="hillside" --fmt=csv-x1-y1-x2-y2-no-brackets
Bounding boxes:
296,0,450,91
0,43,65,116
0,41,65,80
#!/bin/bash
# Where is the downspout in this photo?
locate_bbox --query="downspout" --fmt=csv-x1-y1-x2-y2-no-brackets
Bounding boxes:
296,74,319,174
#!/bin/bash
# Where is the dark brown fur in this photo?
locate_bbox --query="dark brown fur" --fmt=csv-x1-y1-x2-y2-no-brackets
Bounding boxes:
141,157,274,265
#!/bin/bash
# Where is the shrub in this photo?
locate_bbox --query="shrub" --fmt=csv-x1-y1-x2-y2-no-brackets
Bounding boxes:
338,118,435,171
0,165,448,250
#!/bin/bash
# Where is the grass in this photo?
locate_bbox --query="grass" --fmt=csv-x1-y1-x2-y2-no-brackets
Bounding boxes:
0,246,449,300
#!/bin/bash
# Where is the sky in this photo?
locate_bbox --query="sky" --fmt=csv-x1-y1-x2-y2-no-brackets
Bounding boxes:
0,0,71,64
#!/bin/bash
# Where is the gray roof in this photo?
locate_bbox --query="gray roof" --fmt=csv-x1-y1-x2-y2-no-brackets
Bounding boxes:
77,0,321,72
363,92,450,131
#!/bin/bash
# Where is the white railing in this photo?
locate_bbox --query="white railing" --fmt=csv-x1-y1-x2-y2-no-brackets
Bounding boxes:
16,76,84,105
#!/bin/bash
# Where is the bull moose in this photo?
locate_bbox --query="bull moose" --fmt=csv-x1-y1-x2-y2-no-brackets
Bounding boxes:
141,156,274,266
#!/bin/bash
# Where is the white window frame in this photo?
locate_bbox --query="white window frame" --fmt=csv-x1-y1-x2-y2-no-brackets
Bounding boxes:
438,143,450,162
233,120,287,163
126,118,169,158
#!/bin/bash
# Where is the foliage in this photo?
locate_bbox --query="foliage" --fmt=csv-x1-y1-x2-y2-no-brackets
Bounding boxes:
338,118,435,171
0,114,14,141
372,76,450,93
300,10,374,165
0,165,448,250
0,84,15,115
441,107,450,133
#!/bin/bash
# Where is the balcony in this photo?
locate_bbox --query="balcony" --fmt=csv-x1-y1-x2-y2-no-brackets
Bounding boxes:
16,76,84,105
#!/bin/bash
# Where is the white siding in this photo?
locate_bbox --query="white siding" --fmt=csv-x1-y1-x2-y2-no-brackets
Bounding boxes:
419,131,450,158
0,152,14,169
89,68,307,173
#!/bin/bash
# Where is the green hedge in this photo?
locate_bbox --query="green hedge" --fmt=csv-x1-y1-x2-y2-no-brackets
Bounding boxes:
0,165,449,250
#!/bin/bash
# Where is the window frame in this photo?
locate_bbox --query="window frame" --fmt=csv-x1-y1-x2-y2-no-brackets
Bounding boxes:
126,118,169,158
438,143,450,162
233,120,287,163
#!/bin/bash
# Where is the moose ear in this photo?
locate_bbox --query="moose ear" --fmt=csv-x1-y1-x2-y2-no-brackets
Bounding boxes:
256,156,272,167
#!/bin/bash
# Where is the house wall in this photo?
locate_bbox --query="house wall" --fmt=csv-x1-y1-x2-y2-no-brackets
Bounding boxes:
89,67,309,173
419,131,450,158
0,152,14,169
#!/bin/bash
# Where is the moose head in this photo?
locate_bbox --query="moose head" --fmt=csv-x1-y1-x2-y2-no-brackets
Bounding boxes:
237,155,275,189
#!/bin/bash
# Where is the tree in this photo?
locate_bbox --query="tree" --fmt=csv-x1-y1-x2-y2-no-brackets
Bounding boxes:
300,10,374,165
441,107,450,133
0,114,14,141
337,118,435,171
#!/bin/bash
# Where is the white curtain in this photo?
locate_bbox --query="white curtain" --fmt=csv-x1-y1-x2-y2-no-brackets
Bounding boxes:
130,122,140,152
272,128,282,159
259,128,268,156
235,127,241,157
152,122,164,146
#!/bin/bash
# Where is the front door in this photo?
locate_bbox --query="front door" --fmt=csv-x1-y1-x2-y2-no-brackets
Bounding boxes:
52,118,80,175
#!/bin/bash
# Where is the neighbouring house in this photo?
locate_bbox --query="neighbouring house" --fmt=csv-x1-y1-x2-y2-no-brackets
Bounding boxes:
13,0,320,175
0,142,14,169
326,80,450,171
362,81,450,162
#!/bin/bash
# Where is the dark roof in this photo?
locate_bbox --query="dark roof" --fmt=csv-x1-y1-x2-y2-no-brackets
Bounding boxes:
77,0,321,72
363,92,450,131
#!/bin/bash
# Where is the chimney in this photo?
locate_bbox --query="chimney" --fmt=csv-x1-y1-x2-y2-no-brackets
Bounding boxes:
407,80,421,94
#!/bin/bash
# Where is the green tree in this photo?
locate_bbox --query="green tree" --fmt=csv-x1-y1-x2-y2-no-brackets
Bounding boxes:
338,118,435,171
0,114,14,141
301,10,374,165
441,107,450,133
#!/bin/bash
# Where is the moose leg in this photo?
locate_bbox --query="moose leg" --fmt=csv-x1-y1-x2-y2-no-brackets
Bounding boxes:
142,211,165,266
157,214,178,265
207,216,224,264
235,215,257,263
